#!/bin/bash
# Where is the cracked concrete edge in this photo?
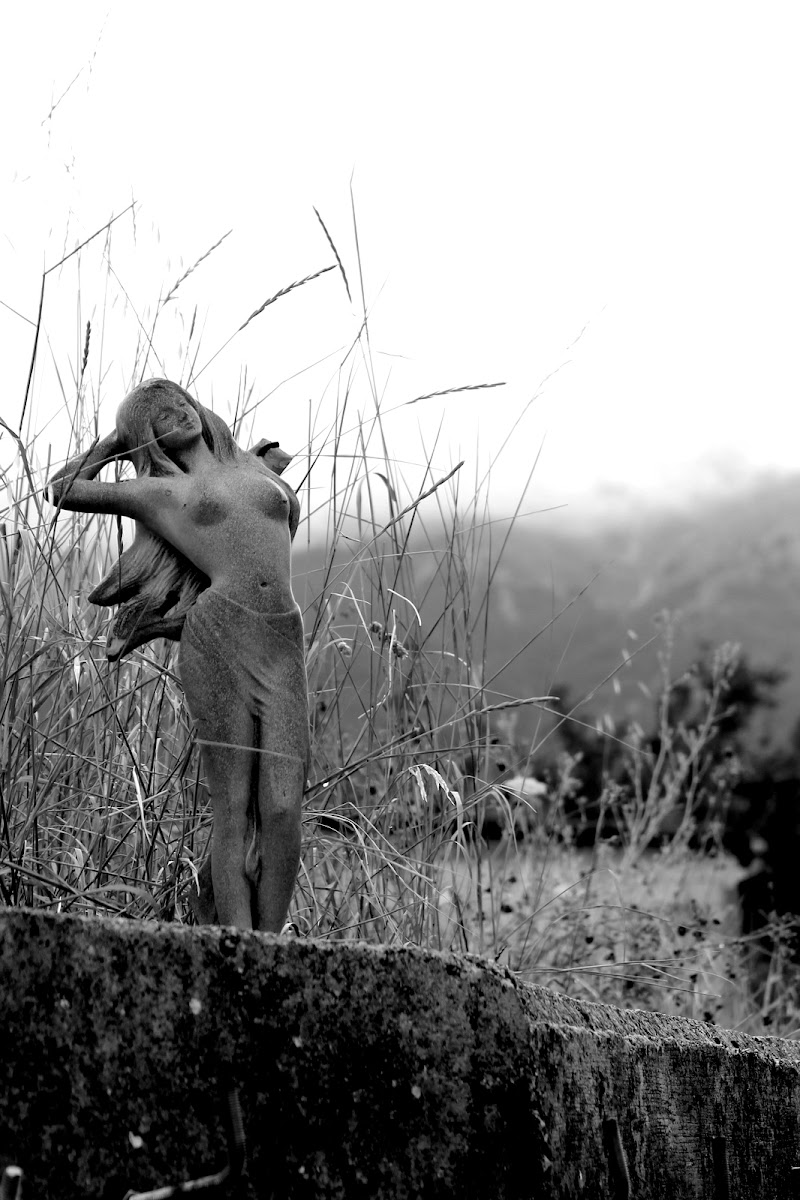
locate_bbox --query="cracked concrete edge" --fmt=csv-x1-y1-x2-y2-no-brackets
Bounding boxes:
2,907,800,1199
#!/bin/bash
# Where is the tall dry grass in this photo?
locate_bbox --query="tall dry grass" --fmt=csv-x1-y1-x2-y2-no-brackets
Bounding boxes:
0,214,549,941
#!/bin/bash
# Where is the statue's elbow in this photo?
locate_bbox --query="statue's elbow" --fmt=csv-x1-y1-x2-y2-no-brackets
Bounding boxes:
46,477,67,508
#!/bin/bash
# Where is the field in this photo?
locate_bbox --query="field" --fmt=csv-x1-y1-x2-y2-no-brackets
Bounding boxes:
2,216,796,1039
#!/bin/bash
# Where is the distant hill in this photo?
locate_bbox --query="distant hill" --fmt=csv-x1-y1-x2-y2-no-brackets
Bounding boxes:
294,473,800,751
460,474,800,748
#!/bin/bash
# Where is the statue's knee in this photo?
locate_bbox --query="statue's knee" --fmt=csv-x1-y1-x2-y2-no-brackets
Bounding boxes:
266,794,302,822
211,804,250,838
260,768,303,815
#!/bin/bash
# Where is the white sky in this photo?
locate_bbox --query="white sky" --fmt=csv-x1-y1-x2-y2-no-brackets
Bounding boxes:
3,2,800,522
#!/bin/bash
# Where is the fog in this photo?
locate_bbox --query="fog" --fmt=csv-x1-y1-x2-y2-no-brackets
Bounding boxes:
3,4,799,523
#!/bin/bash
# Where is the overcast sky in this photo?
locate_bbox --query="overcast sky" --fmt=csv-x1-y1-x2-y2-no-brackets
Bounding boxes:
3,3,799,523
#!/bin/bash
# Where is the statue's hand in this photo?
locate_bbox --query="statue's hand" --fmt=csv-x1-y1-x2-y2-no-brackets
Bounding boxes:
250,439,293,476
97,429,126,459
47,430,126,506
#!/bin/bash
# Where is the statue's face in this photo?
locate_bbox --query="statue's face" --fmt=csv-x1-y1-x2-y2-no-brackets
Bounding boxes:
152,394,203,450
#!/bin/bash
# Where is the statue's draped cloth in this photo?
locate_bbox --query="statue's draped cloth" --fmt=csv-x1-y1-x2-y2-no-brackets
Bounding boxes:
179,588,310,771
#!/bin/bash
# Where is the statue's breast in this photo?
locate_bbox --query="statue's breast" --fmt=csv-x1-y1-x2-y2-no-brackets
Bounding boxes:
246,468,292,521
191,487,229,527
188,469,290,529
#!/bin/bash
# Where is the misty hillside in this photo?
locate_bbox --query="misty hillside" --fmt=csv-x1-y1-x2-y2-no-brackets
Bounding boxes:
295,472,800,750
458,474,800,747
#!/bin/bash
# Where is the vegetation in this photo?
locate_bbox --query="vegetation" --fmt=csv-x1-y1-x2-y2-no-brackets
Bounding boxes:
2,214,798,1038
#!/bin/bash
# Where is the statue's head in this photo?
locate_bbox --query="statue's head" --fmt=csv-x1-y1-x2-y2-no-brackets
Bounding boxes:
116,379,240,476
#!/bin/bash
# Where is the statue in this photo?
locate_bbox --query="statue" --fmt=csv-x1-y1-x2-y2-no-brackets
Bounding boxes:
48,378,310,933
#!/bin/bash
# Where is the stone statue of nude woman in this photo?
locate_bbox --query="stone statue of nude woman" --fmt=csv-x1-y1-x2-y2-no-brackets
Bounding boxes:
48,378,309,933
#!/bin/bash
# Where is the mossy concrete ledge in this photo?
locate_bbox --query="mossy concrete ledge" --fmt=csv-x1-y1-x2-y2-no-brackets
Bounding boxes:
3,910,800,1199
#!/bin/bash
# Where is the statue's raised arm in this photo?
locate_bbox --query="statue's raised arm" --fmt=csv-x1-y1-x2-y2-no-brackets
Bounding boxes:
48,430,125,508
47,378,309,934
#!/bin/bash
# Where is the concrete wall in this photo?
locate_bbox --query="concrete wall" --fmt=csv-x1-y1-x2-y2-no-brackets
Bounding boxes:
2,908,800,1199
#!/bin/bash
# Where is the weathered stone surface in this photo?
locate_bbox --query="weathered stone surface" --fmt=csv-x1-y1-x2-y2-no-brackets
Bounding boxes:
2,908,800,1199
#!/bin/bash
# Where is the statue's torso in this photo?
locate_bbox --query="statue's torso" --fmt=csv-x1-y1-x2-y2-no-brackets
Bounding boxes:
151,457,299,612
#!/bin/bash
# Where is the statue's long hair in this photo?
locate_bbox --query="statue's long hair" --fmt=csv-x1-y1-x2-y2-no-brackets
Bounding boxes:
90,379,262,660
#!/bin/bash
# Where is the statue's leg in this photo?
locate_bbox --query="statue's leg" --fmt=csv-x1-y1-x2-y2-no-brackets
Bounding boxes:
195,715,257,930
254,750,305,933
181,592,308,931
180,594,259,929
